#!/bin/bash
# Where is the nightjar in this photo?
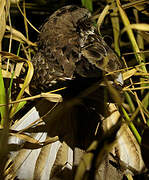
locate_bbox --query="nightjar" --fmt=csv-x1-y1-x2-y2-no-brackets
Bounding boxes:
31,5,123,94
31,5,123,149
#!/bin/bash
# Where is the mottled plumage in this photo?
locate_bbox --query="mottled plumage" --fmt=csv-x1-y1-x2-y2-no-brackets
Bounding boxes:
31,5,123,92
30,5,125,156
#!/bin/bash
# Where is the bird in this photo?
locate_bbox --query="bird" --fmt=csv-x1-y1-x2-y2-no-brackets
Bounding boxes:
30,5,123,150
31,5,123,94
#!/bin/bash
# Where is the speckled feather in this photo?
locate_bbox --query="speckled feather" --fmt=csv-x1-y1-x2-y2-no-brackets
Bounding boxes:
31,5,122,92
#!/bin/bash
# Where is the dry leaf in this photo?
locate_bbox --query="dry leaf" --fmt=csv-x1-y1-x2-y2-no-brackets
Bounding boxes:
5,26,37,46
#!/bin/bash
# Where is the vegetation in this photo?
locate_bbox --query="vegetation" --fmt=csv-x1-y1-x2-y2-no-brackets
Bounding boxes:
0,0,149,179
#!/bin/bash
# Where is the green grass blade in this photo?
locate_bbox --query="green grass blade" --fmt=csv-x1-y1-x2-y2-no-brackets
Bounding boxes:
81,0,93,12
121,106,141,144
0,68,6,126
116,0,147,73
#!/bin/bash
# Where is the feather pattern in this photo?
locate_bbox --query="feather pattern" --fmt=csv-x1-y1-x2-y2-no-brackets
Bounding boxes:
31,5,123,92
